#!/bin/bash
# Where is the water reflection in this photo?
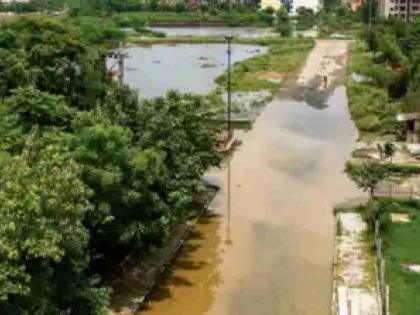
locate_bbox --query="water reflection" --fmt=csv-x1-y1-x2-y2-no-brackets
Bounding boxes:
148,27,277,38
138,86,361,315
138,213,222,315
120,44,267,98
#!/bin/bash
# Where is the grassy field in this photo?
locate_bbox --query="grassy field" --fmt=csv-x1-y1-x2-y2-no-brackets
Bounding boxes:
112,11,273,27
346,42,401,139
380,201,420,315
215,38,314,92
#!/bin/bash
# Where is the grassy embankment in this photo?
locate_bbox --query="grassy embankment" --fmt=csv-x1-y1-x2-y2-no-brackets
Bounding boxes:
350,199,420,315
215,38,314,92
383,208,420,315
112,11,274,27
346,41,401,140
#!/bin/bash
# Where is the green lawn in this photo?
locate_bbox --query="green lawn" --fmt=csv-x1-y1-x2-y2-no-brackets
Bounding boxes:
382,203,420,315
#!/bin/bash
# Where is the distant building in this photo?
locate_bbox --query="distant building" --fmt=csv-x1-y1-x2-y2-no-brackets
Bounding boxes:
289,0,320,14
379,0,420,19
260,0,282,10
0,0,29,2
397,112,420,143
350,0,363,11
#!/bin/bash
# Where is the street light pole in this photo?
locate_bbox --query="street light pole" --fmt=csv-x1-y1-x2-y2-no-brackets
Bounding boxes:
226,35,233,138
225,35,233,246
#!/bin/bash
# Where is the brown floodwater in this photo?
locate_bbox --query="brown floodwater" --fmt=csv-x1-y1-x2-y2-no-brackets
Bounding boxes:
138,41,361,315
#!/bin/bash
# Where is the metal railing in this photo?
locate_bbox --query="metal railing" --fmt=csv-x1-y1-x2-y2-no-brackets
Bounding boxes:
374,219,390,315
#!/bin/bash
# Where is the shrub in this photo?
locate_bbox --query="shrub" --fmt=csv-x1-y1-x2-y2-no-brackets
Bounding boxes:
357,115,380,131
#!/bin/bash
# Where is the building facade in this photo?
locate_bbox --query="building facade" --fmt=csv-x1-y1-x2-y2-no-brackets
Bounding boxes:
260,0,282,10
289,0,320,14
379,0,420,19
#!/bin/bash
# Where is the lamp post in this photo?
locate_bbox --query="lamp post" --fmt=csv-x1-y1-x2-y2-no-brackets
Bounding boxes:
225,35,233,246
226,35,233,138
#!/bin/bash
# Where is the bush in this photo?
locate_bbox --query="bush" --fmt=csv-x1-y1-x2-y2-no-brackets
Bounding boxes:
357,115,380,131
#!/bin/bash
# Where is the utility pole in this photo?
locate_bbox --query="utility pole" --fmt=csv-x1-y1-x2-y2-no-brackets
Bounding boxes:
226,35,233,138
107,43,126,86
117,52,125,86
407,0,411,22
225,35,234,246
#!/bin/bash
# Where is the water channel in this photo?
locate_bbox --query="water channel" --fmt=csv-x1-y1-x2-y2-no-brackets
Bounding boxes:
119,39,361,315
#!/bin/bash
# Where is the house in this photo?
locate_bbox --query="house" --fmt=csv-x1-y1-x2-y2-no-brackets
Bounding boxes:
397,112,420,143
260,0,282,10
351,0,363,11
289,0,320,14
378,0,420,19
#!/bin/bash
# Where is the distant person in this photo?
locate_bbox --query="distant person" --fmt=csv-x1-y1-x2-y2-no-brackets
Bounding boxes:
323,75,328,89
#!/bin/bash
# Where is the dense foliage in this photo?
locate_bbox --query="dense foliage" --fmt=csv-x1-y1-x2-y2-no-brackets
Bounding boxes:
0,16,219,314
347,17,420,138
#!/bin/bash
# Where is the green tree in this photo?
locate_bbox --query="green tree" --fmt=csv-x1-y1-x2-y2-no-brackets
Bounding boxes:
345,161,390,199
276,7,292,37
0,135,109,314
0,87,72,152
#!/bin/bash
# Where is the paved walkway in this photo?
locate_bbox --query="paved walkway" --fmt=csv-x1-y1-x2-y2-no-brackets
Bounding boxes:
334,213,380,315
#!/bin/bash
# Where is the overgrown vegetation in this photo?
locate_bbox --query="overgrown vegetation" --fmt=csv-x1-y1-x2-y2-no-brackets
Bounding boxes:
347,18,420,139
0,16,220,314
382,204,420,315
354,198,420,315
216,38,314,92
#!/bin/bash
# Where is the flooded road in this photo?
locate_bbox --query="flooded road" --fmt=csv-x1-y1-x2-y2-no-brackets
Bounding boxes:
138,40,361,315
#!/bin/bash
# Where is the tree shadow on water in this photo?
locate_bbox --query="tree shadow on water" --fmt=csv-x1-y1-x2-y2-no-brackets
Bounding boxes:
140,214,222,310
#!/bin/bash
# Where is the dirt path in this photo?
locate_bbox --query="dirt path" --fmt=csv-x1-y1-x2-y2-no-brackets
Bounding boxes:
335,213,380,315
137,40,362,315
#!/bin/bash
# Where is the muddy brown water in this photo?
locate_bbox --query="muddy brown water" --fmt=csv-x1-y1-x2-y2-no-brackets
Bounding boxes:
138,88,361,314
136,41,361,315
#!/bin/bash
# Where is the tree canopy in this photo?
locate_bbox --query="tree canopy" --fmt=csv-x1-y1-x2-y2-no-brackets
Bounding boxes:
0,15,220,314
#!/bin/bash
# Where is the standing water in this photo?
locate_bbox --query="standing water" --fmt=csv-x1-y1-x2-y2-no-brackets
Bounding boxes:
147,27,277,38
120,44,267,98
133,40,361,315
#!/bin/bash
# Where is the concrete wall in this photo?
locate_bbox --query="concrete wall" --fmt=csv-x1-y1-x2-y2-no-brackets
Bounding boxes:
260,0,282,10
290,0,320,14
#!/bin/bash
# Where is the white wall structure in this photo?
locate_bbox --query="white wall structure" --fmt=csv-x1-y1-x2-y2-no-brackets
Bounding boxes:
379,0,420,19
260,0,282,10
0,0,29,2
290,0,321,14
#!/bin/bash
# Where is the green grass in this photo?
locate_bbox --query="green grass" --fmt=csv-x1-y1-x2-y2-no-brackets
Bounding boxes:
111,11,273,27
347,42,401,139
215,39,314,92
382,211,420,315
354,199,420,315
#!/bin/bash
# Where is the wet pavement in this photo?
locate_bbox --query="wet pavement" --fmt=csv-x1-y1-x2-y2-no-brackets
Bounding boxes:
138,40,362,315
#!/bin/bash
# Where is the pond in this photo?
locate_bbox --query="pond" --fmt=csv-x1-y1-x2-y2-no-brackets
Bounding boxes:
118,44,267,98
147,26,277,38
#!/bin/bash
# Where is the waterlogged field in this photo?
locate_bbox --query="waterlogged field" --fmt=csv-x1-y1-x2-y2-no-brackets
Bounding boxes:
120,44,267,98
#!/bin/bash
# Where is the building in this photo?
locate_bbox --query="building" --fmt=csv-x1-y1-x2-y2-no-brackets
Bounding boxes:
260,0,282,10
379,0,420,19
397,112,420,143
289,0,321,14
350,0,363,11
0,0,29,2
